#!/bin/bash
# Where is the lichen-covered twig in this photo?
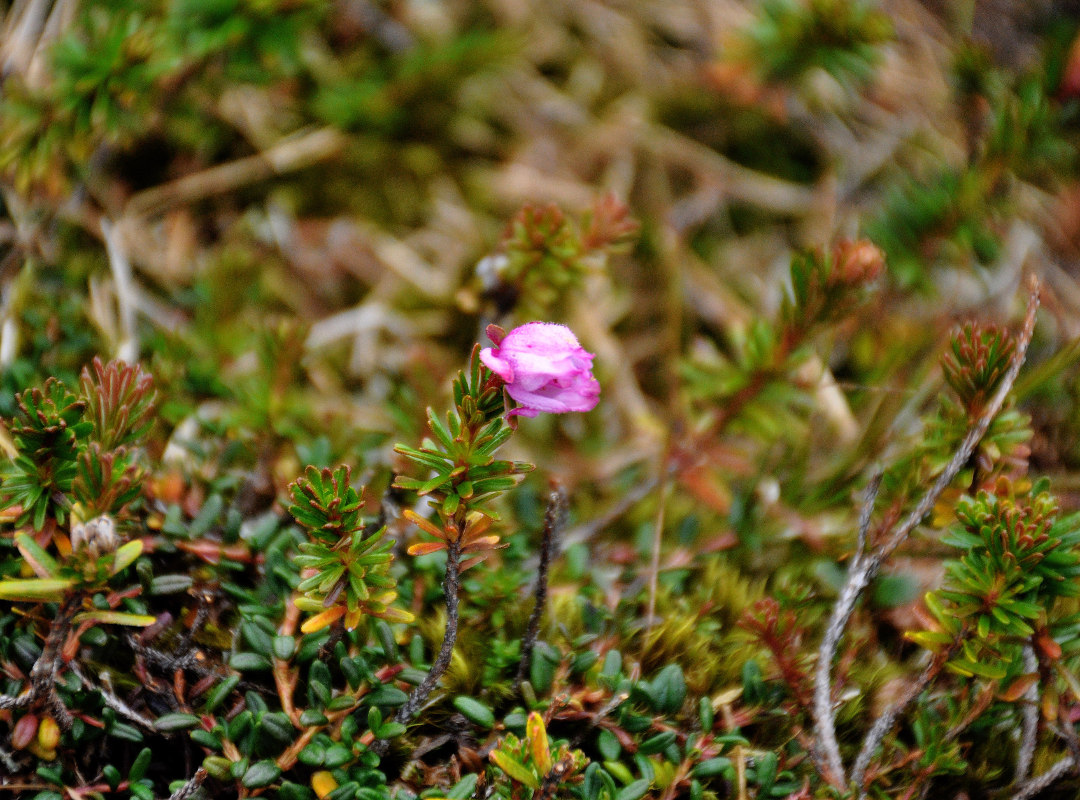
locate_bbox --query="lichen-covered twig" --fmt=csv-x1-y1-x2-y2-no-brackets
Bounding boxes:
1015,644,1039,784
68,662,156,731
851,647,953,794
812,473,882,787
166,766,207,800
1011,755,1076,800
0,592,84,728
515,486,566,691
813,276,1041,789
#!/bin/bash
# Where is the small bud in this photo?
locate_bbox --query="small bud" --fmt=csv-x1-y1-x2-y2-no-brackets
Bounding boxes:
831,239,885,285
70,514,121,560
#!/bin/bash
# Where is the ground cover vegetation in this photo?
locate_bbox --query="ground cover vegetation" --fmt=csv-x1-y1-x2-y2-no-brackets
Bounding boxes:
4,0,1080,798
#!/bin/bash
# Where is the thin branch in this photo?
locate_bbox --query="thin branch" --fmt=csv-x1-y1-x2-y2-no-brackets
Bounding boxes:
852,648,952,795
877,276,1040,565
166,767,207,800
124,127,346,219
645,475,671,633
100,218,138,362
515,486,566,691
812,277,1041,790
853,471,883,567
0,593,86,721
1011,755,1076,800
394,536,462,724
1015,644,1039,784
812,474,883,787
68,662,156,731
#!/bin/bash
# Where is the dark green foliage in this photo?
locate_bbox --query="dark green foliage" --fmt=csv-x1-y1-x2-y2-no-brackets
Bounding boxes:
3,379,90,528
912,480,1080,677
394,347,532,563
290,465,412,631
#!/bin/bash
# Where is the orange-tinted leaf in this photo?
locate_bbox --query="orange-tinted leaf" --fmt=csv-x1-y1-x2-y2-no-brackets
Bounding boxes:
461,535,502,553
999,673,1039,702
1037,630,1063,661
407,541,446,556
460,555,491,572
403,510,448,540
300,606,345,633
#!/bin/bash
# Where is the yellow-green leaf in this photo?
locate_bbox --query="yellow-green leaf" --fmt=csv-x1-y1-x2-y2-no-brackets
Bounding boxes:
112,540,143,573
0,578,73,601
490,750,539,789
72,611,156,627
15,533,59,578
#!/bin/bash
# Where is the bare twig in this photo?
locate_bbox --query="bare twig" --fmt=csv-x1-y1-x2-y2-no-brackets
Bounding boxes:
124,127,346,219
100,218,138,362
0,0,51,80
645,475,671,633
812,277,1041,789
516,486,567,691
395,536,462,724
561,472,659,548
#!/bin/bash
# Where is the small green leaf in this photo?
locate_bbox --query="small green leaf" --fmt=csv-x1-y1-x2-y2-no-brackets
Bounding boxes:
129,747,153,782
230,653,272,671
365,685,408,707
490,750,539,789
615,779,651,800
204,675,240,712
154,712,201,732
693,757,732,778
0,578,73,601
242,760,282,789
453,696,494,729
112,539,143,573
71,611,156,627
15,533,59,578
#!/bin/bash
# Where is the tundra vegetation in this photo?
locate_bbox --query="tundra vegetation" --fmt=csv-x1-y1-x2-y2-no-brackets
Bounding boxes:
4,2,1080,799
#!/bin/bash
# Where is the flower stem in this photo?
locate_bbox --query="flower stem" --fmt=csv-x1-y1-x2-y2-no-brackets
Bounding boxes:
395,536,461,724
515,486,565,691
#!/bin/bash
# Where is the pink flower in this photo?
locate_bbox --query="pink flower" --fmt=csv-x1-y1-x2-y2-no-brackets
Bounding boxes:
480,322,600,418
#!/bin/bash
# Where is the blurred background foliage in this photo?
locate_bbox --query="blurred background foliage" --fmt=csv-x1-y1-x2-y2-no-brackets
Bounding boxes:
5,0,1080,797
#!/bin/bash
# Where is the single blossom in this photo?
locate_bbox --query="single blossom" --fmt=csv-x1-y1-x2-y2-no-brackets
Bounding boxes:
480,322,600,418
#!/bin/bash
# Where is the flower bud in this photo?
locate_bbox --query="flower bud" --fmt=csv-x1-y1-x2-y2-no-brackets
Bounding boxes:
70,514,120,560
